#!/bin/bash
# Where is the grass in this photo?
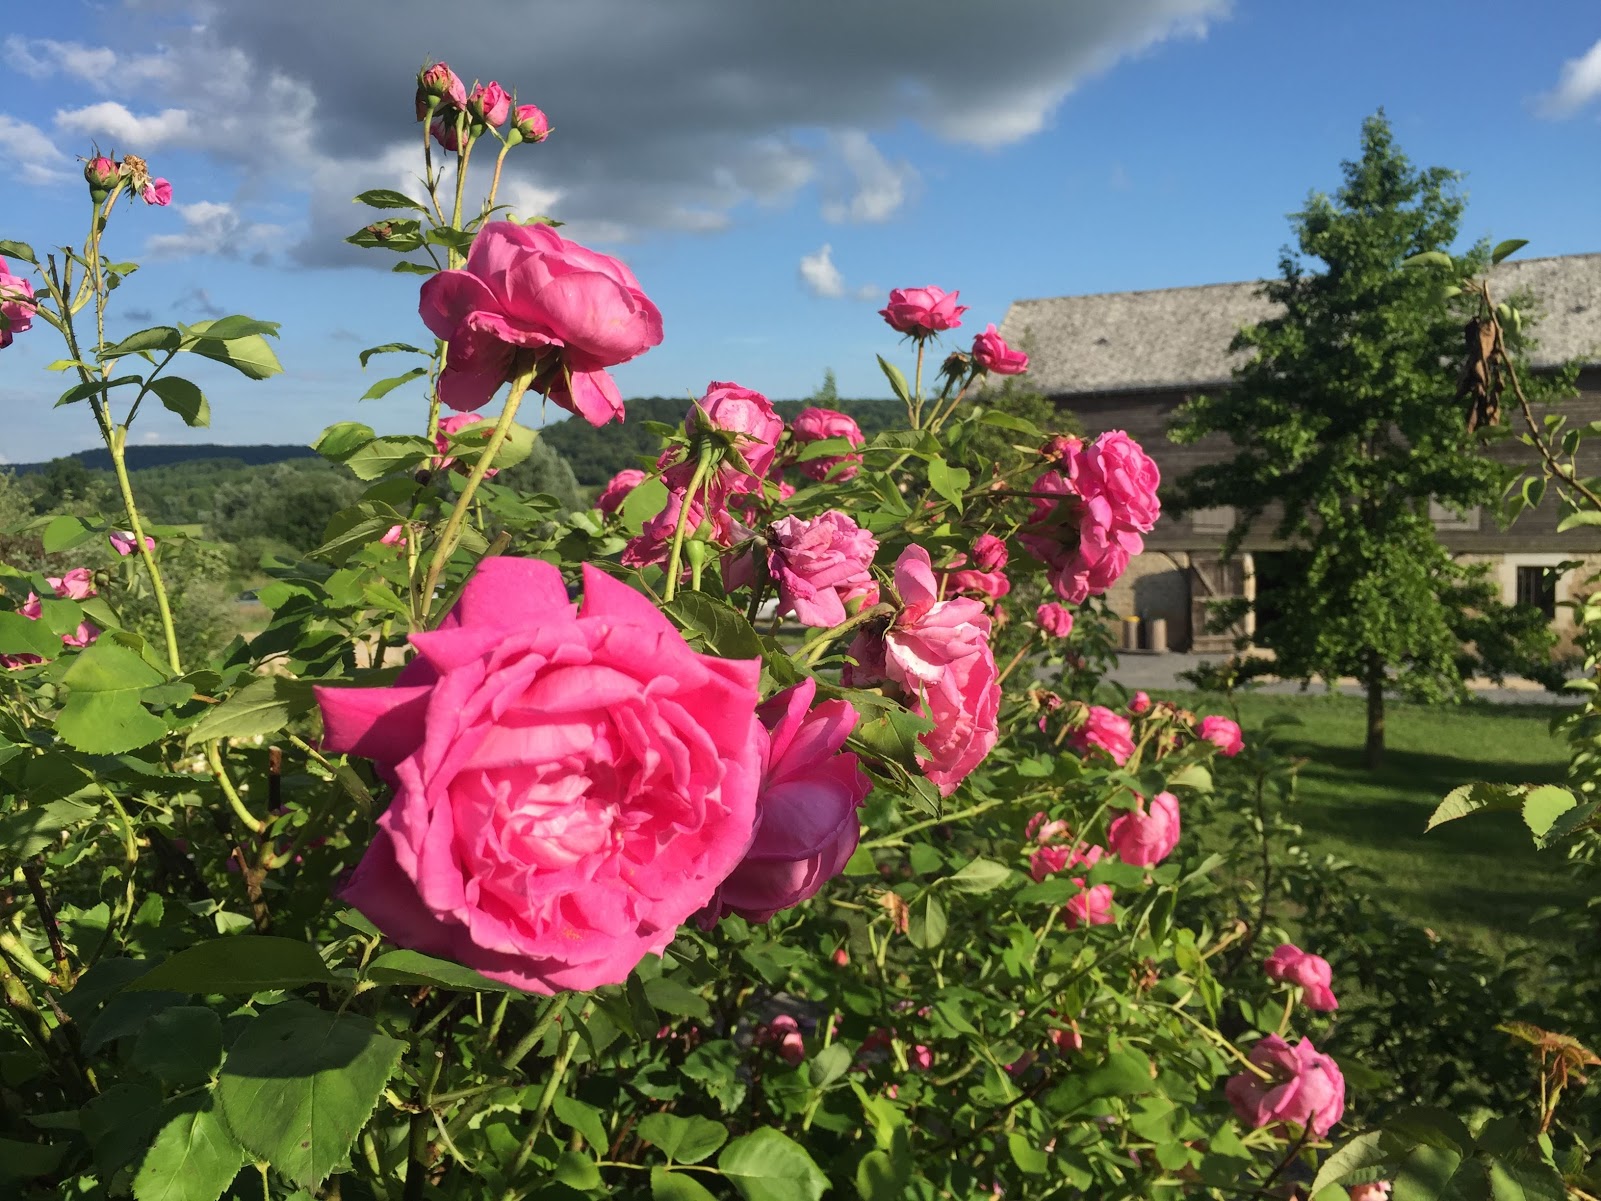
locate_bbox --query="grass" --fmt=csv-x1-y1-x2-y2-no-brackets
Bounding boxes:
1161,690,1581,957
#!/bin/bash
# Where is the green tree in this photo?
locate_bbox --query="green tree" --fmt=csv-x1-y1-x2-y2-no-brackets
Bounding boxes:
1169,113,1557,769
811,367,840,406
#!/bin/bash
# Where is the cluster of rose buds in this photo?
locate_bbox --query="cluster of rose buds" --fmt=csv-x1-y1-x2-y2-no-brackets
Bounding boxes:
415,62,549,152
83,153,170,207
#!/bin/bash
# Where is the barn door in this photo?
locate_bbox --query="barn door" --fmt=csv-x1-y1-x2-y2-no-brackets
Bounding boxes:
1187,555,1254,653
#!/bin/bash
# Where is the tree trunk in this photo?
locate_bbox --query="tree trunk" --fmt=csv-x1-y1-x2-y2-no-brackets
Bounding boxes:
1364,649,1385,771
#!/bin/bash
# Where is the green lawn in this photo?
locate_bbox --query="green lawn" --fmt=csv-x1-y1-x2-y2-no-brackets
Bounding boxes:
1162,691,1581,956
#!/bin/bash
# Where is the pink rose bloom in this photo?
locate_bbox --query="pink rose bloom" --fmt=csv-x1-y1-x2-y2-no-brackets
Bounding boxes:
1107,792,1181,868
972,534,1008,573
1129,691,1151,715
1199,715,1245,757
1025,812,1069,844
141,178,172,206
1079,430,1160,533
1264,944,1339,1012
109,529,155,556
379,525,407,548
908,1045,933,1071
513,104,551,142
314,557,763,993
1050,1024,1083,1054
430,112,465,152
943,558,1010,601
432,413,498,477
0,654,44,670
415,62,467,118
1071,705,1135,765
694,381,784,478
47,568,95,601
419,222,663,425
61,622,98,649
19,592,42,620
467,81,511,127
844,546,998,795
1035,602,1074,639
1350,1185,1392,1201
879,286,968,337
970,324,1028,375
777,1031,805,1065
0,259,36,349
764,511,879,629
1063,882,1114,929
1030,841,1100,884
596,468,647,516
1225,1035,1345,1137
705,679,869,923
623,471,754,569
791,407,866,481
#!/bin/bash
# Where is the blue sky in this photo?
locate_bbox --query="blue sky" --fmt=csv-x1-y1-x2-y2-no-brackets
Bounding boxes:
2,0,1598,463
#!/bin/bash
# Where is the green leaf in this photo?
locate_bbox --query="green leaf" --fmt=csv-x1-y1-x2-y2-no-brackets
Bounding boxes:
42,513,94,552
906,894,947,949
1311,1131,1398,1195
945,857,1010,893
553,1094,610,1154
1486,1156,1566,1201
0,1137,65,1182
1165,763,1213,793
58,642,170,754
1426,782,1525,832
184,676,315,746
82,1082,163,1179
0,240,37,264
1392,1143,1466,1200
184,322,283,381
129,936,336,994
217,1001,404,1191
1555,509,1601,532
0,611,63,658
313,421,376,462
665,592,765,660
1402,250,1455,270
1537,799,1599,847
365,949,523,993
554,1150,602,1190
102,326,182,359
0,799,99,863
358,342,426,369
644,976,711,1020
195,316,281,341
360,367,427,401
1007,1131,1049,1175
147,377,210,427
720,1127,829,1201
1046,1049,1156,1113
806,1042,852,1089
344,434,435,480
925,456,971,511
353,188,428,212
652,1168,720,1201
876,355,912,409
131,1096,247,1201
854,1129,912,1201
639,1113,728,1165
619,476,669,533
1522,785,1576,840
1490,239,1529,265
58,373,142,406
132,1006,223,1087
977,410,1045,437
851,707,933,772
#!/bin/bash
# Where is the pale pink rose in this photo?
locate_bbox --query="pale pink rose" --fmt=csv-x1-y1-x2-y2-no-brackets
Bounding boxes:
0,259,36,349
693,382,785,478
47,568,96,601
1063,882,1114,929
513,104,551,142
1263,944,1339,1012
1107,791,1181,868
379,525,407,548
1129,691,1151,715
705,678,870,923
970,324,1028,374
315,556,763,993
109,529,155,556
1035,602,1074,639
791,407,865,481
61,622,98,649
1071,705,1135,765
419,222,663,424
1078,430,1160,533
1349,1184,1392,1201
1225,1035,1345,1137
596,468,647,516
1199,715,1245,757
879,286,968,337
844,546,999,795
762,511,879,629
467,81,511,127
141,178,172,206
415,62,467,118
19,592,42,620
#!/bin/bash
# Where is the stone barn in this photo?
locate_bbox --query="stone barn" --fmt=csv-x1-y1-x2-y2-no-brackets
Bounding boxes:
997,253,1601,652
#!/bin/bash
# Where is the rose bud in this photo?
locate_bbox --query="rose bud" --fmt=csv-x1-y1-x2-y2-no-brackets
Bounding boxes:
512,103,551,143
467,81,511,128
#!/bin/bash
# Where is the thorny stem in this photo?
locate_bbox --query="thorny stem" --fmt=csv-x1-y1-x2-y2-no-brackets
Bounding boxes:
860,797,1006,850
21,864,71,983
502,996,566,1071
912,339,926,427
662,455,712,604
927,373,979,433
503,1014,589,1194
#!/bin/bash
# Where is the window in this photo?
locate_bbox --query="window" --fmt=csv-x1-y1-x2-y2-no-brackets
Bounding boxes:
1516,565,1557,621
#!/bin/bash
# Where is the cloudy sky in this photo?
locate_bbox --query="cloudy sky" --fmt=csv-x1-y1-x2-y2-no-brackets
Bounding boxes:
3,0,1599,462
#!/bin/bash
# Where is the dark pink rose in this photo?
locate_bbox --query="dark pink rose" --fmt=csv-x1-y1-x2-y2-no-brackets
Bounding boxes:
791,407,865,481
315,557,763,993
622,468,755,569
764,510,879,628
1107,791,1180,867
19,592,42,620
1063,882,1114,929
1030,840,1099,884
416,62,467,118
430,111,465,151
141,178,172,206
1263,944,1339,1012
694,382,784,478
970,324,1028,374
1225,1035,1345,1136
972,534,1008,572
419,221,663,424
909,1045,933,1071
47,568,95,601
1079,430,1160,532
1071,705,1135,765
1199,715,1244,756
467,81,511,127
943,556,1010,601
1035,602,1074,639
879,286,968,337
513,104,551,142
1129,691,1151,715
706,678,870,923
0,259,35,349
1,653,44,670
109,529,154,556
1049,1022,1083,1054
596,468,647,516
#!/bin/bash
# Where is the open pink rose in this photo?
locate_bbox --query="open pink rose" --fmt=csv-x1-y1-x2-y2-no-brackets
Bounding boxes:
1035,602,1074,639
705,678,870,923
791,407,865,481
1071,705,1135,765
379,525,407,548
1199,715,1244,756
759,510,879,629
419,222,663,424
467,81,511,127
694,381,784,478
109,529,155,556
1079,430,1160,531
0,259,35,349
1064,882,1114,929
596,468,647,516
1264,944,1339,1012
1225,1035,1345,1136
141,178,172,206
315,556,763,993
47,568,96,601
879,286,968,337
1107,792,1181,867
1030,840,1100,884
61,622,98,649
971,324,1028,375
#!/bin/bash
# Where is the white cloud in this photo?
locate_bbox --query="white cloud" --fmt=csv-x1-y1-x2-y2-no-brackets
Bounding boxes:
144,201,285,261
821,131,917,223
0,115,70,184
1539,38,1601,117
5,36,172,91
799,243,878,301
55,102,193,148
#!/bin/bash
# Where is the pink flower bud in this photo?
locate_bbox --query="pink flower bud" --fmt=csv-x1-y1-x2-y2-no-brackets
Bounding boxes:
1129,691,1151,714
109,529,155,556
970,324,1029,375
908,1045,933,1071
512,104,551,142
416,62,467,119
832,947,849,967
84,155,119,199
467,82,511,127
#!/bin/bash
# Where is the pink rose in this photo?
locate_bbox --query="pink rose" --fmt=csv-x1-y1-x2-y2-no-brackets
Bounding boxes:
1199,715,1244,756
141,178,172,206
1107,792,1181,868
379,525,407,548
844,546,998,795
1349,1185,1392,1201
513,104,551,143
430,112,465,152
84,155,119,194
1071,705,1135,765
1030,840,1099,884
708,680,869,923
908,1045,933,1071
61,622,98,649
943,559,1010,601
1225,1035,1345,1137
0,259,36,349
1025,812,1069,844
1078,430,1160,532
1049,1024,1083,1054
791,407,865,481
879,286,968,337
972,534,1008,573
0,654,44,670
467,81,511,127
1263,944,1339,1012
1035,602,1074,639
109,529,155,556
47,568,95,601
1129,691,1151,715
19,592,42,620
419,222,663,424
622,468,754,569
763,511,879,628
694,382,785,478
1063,882,1114,929
596,468,647,516
415,62,467,118
970,324,1028,375
432,412,497,476
315,556,763,993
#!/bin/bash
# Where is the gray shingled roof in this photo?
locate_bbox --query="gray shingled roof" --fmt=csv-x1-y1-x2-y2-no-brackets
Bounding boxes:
998,252,1601,397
